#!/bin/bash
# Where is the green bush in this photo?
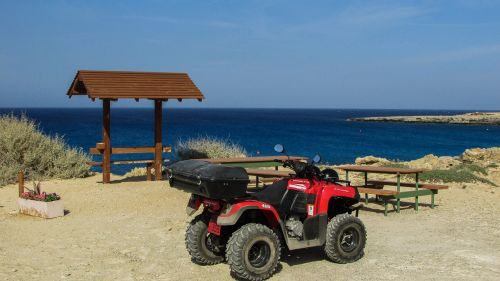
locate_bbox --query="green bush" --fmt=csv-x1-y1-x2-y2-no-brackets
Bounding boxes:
455,163,488,175
176,136,247,160
417,164,495,186
0,114,91,186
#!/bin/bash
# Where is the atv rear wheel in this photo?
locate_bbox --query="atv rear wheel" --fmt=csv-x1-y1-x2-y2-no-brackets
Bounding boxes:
226,223,280,281
325,213,366,263
185,213,224,265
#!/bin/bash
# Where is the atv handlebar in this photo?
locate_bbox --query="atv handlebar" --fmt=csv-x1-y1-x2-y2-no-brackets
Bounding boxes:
274,159,315,179
274,158,348,185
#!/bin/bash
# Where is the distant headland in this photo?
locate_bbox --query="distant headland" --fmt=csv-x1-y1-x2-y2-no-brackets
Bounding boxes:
348,112,500,125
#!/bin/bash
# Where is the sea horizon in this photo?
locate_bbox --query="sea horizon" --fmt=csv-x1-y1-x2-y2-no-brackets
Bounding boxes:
2,108,499,175
2,107,499,111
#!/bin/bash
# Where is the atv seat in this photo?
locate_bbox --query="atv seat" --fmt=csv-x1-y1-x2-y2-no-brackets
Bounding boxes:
249,179,288,206
249,179,310,219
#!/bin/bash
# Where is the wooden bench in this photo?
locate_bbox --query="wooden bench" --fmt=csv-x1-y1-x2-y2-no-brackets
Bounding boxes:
90,144,172,155
357,187,399,196
356,180,448,216
88,159,159,181
367,180,448,190
89,143,172,182
355,186,400,216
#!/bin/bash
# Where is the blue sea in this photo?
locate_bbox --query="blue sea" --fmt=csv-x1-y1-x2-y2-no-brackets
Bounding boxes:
1,108,499,174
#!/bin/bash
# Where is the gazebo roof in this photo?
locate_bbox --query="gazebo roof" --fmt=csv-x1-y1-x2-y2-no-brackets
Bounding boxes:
67,70,204,101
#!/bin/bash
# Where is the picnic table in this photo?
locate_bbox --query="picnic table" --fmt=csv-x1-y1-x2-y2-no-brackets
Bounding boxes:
244,168,294,188
204,156,307,169
203,156,306,188
338,165,448,216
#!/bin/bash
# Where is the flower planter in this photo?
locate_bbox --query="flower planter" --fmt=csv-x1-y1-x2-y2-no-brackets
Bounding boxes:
18,198,64,219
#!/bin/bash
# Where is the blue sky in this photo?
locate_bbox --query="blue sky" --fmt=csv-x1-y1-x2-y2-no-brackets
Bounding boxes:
1,0,499,109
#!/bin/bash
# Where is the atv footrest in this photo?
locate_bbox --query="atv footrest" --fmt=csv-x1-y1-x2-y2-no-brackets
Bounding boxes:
349,202,363,217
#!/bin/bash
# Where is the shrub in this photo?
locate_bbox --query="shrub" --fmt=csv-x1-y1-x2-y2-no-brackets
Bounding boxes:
416,164,496,186
176,136,247,160
455,163,488,175
0,114,91,186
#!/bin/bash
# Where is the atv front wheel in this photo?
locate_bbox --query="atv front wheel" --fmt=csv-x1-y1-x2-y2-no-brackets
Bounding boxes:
185,213,224,265
226,223,281,281
325,213,366,263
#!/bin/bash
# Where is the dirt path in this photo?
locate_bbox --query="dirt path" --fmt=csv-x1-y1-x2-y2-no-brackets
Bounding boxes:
1,175,499,281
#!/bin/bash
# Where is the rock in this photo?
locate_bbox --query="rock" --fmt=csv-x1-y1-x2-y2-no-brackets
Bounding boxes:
355,156,390,166
124,167,148,177
349,112,500,125
407,154,461,170
461,147,500,166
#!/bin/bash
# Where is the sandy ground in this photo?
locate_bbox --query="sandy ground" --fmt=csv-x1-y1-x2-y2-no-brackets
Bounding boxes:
1,173,499,281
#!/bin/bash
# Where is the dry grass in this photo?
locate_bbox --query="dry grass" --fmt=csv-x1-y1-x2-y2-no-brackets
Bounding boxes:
417,164,496,186
0,114,91,186
176,136,247,160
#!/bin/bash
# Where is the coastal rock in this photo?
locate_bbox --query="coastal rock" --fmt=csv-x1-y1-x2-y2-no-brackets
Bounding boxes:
461,147,500,166
124,167,148,177
123,167,160,177
349,112,500,125
355,156,390,166
406,154,460,170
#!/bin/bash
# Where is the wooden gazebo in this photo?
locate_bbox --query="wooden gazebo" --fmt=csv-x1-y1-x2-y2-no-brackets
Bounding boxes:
67,70,204,183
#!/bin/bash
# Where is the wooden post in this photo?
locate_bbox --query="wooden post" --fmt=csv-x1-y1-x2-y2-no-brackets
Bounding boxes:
102,99,111,183
18,171,24,197
146,163,152,181
154,100,163,180
415,173,419,211
396,173,401,213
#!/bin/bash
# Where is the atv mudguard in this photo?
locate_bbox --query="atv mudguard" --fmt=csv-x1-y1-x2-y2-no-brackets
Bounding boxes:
217,201,281,228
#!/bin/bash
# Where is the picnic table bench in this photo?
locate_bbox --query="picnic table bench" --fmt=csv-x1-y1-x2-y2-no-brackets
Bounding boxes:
339,165,448,216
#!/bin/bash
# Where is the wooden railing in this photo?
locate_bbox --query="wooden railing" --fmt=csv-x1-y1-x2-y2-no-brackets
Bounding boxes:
89,143,172,155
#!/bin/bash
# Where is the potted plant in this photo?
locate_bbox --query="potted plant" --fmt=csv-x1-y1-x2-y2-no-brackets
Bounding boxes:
17,174,64,219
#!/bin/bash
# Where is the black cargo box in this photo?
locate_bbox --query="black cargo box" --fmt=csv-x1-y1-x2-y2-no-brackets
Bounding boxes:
167,160,249,200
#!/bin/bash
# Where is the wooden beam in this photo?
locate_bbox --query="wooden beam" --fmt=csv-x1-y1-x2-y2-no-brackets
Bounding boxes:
102,99,111,183
146,164,152,181
18,171,24,197
154,100,163,180
89,146,172,155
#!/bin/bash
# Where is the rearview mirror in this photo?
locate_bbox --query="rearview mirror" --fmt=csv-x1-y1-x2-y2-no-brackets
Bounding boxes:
274,144,284,153
312,154,321,164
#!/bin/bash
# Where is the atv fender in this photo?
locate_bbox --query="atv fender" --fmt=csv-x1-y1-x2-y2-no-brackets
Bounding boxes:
318,185,357,213
217,201,280,228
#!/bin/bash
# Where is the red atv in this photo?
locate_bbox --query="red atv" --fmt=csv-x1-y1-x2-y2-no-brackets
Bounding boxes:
167,144,366,281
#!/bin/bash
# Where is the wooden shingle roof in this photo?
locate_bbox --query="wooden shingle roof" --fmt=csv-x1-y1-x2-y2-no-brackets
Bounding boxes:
67,70,204,101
